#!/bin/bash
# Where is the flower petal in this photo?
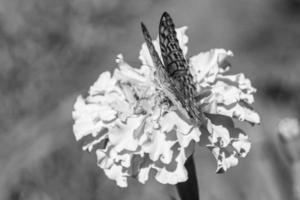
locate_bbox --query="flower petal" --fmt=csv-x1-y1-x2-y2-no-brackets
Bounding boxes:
190,49,233,85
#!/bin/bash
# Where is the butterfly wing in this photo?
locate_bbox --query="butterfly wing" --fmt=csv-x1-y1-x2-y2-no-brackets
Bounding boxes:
141,22,190,119
159,12,196,100
141,17,205,126
159,12,205,125
141,22,169,83
159,13,187,75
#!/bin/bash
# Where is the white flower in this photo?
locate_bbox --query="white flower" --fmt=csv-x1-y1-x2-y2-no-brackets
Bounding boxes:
278,117,300,141
72,27,260,187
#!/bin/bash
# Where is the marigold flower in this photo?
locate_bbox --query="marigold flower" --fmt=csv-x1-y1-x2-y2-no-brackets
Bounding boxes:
72,27,260,187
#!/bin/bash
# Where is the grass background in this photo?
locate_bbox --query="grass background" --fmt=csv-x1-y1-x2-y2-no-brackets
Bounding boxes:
1,0,300,199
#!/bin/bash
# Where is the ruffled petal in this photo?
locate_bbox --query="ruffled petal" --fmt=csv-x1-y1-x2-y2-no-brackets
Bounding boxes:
189,49,233,85
154,146,189,184
89,71,117,96
202,115,251,172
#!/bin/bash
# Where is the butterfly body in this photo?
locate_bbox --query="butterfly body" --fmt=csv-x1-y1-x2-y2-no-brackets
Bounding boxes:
141,12,206,126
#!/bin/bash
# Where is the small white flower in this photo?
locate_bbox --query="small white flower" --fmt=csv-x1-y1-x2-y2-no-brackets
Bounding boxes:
278,117,300,141
72,27,260,187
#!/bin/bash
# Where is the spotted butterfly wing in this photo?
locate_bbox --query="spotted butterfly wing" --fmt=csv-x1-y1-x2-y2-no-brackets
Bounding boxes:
141,13,205,125
159,12,196,98
141,22,189,118
159,12,205,125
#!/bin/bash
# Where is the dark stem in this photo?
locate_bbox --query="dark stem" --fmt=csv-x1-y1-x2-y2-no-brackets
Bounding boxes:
176,155,199,200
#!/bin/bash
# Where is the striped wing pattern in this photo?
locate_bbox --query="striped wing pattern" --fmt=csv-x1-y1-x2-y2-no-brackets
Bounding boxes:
141,12,205,126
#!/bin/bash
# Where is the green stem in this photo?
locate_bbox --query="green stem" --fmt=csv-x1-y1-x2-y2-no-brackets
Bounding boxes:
176,155,199,200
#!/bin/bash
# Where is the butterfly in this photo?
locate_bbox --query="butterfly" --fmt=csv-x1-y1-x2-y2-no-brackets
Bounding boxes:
141,12,206,127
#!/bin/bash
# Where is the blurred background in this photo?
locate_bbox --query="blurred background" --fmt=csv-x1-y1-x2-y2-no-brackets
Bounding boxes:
1,0,300,199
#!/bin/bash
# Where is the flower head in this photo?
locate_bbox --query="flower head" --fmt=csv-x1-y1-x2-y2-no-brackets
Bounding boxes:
72,27,260,187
